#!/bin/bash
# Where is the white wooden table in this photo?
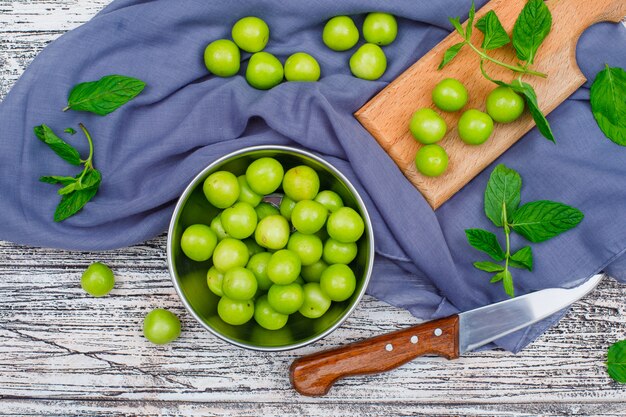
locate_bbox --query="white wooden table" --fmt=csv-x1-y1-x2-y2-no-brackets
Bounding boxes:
1,1,625,415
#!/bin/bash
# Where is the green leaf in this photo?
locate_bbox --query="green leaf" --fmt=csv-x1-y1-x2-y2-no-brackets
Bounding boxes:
590,65,626,146
449,17,465,38
465,228,506,261
34,125,82,166
484,164,522,227
438,42,465,70
509,246,533,270
64,127,77,135
54,185,99,222
40,175,77,185
508,80,555,142
490,272,504,283
607,340,626,383
475,10,510,50
466,1,476,40
512,0,552,64
474,261,505,273
510,200,584,243
501,269,515,297
65,74,146,116
57,169,101,195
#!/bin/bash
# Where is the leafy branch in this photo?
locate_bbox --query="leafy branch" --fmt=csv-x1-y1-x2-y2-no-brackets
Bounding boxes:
37,124,102,222
466,164,583,297
439,0,555,142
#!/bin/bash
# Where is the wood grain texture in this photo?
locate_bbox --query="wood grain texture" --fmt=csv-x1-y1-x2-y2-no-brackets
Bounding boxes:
1,1,626,415
291,316,459,396
355,0,626,209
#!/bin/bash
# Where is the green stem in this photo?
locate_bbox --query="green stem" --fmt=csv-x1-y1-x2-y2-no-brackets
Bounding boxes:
467,41,547,78
78,123,94,169
502,202,511,275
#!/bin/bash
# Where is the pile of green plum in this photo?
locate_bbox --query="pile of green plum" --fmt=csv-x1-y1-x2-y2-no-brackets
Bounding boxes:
410,78,525,177
179,157,366,331
204,16,321,89
204,13,399,88
322,12,397,81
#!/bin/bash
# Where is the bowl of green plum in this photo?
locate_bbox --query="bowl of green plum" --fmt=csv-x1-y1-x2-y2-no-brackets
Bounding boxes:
167,145,374,351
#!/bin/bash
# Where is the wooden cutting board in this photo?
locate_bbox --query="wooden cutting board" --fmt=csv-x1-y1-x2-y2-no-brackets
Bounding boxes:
355,0,626,209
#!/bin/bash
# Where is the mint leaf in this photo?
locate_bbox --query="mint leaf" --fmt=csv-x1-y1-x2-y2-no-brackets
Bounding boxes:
40,175,77,185
590,65,626,146
501,270,515,297
607,340,626,383
54,186,99,222
512,0,552,64
465,228,505,261
34,125,81,166
509,246,533,270
484,164,522,227
64,127,77,135
490,272,504,283
438,42,465,70
474,261,505,273
475,10,510,50
508,80,555,142
65,75,146,116
449,17,465,38
510,200,584,243
466,1,476,40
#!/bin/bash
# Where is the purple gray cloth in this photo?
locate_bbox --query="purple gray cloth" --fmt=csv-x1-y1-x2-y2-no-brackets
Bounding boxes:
0,0,624,352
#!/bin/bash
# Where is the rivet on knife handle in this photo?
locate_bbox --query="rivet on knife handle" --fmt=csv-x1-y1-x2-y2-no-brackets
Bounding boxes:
289,315,460,396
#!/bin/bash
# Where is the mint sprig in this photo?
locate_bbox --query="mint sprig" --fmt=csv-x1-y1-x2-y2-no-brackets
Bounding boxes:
37,124,101,222
465,164,583,297
439,0,555,142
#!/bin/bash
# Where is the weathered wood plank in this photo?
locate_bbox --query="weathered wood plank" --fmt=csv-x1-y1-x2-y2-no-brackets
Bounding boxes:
0,236,624,406
1,398,626,417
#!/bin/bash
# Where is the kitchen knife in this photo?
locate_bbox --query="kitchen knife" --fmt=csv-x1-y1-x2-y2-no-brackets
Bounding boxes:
290,274,604,396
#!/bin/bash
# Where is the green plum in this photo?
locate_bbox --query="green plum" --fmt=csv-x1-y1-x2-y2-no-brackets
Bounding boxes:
322,16,359,51
287,232,323,266
349,43,387,81
222,267,258,300
284,52,321,82
203,171,240,209
326,207,365,243
299,282,331,319
409,108,447,144
231,16,269,53
212,238,249,272
267,249,301,285
255,214,290,250
314,190,344,212
291,200,328,234
204,39,240,77
143,309,181,345
267,283,304,314
282,165,320,201
414,144,448,177
221,202,257,239
362,13,397,46
246,52,283,90
218,296,254,325
81,262,115,297
320,264,356,301
254,295,288,330
246,157,284,195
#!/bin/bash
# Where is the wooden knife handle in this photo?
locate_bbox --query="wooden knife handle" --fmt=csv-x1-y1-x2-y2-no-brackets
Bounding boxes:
290,315,460,396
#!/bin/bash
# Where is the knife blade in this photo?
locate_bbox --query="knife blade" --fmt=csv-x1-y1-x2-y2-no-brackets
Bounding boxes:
290,274,604,396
